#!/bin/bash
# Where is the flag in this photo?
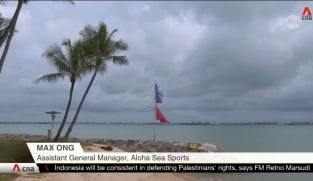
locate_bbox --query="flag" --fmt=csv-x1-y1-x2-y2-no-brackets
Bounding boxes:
155,82,164,103
156,105,168,123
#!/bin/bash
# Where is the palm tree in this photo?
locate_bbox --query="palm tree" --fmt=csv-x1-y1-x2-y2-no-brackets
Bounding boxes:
35,39,89,141
0,13,10,37
64,22,128,139
0,0,74,74
0,0,24,73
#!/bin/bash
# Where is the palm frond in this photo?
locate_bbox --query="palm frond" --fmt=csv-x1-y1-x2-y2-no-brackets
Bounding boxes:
114,40,128,51
34,72,66,83
77,22,129,74
62,39,74,60
97,62,107,74
38,37,92,84
42,44,71,73
0,14,10,37
106,40,128,55
110,55,128,65
80,24,96,40
62,38,74,67
70,40,91,79
97,22,110,44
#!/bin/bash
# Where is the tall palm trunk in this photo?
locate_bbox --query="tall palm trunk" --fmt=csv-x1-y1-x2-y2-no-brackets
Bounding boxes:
54,79,76,141
64,69,98,139
0,0,23,73
0,0,23,47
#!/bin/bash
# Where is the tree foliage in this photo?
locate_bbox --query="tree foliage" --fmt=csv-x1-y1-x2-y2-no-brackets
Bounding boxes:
35,39,88,141
64,22,128,139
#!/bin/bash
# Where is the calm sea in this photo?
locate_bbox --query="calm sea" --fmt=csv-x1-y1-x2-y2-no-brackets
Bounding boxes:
1,123,313,180
1,123,313,152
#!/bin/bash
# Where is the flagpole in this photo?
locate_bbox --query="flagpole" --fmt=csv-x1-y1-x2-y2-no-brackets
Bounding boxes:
154,103,156,142
153,81,156,142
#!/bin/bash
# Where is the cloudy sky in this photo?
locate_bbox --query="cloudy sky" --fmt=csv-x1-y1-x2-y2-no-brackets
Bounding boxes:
0,1,313,123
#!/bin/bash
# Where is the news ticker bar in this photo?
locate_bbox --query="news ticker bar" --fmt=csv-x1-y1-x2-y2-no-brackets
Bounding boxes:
2,163,313,173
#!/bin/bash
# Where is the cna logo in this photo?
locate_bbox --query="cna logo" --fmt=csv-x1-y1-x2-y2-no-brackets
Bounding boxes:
11,163,35,172
302,6,312,20
12,164,21,172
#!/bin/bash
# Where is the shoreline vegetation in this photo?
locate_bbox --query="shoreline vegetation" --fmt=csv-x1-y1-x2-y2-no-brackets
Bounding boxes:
0,121,313,125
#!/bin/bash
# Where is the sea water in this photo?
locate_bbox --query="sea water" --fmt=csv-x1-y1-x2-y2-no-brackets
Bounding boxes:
1,123,313,180
1,123,313,152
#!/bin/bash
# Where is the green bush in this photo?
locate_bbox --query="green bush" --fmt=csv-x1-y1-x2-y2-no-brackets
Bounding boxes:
0,141,34,163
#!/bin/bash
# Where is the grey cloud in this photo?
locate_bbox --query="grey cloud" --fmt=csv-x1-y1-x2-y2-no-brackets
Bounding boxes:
1,1,313,123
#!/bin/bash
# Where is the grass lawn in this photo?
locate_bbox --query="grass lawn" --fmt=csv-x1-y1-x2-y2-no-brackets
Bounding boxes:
0,140,35,163
0,140,34,181
0,140,92,181
0,173,19,181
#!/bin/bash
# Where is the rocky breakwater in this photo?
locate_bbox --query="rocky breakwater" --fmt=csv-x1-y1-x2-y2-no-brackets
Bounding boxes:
0,134,222,152
86,139,222,152
0,133,48,141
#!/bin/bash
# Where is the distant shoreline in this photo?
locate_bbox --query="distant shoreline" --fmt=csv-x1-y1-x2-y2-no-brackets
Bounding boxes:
0,121,313,125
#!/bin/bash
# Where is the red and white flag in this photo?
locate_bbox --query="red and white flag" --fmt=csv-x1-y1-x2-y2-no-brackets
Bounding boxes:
156,105,168,123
